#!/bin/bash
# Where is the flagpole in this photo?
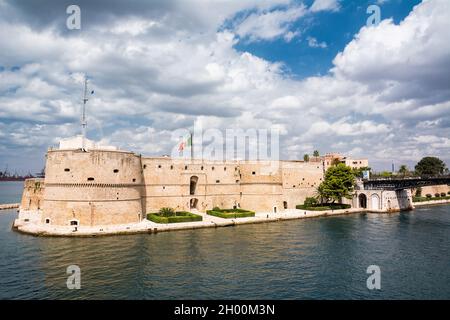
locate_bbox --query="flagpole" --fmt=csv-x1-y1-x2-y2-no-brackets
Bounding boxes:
190,131,193,160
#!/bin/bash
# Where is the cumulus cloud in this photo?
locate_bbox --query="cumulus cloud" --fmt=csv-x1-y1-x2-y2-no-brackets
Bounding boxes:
310,0,340,12
0,0,449,173
306,36,327,48
232,4,307,42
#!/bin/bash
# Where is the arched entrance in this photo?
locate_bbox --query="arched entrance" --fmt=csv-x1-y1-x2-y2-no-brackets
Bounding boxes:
371,194,380,210
190,176,198,195
359,194,367,208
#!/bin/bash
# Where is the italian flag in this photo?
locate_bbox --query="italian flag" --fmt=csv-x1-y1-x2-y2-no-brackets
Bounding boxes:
178,134,192,151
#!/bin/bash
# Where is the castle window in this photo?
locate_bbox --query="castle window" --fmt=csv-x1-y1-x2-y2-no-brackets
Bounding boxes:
216,180,220,183
283,201,288,209
158,165,162,168
212,166,215,171
252,171,256,175
185,165,188,170
224,167,227,171
236,180,239,183
113,169,119,173
70,220,78,226
170,165,173,170
45,218,50,224
143,164,147,169
201,166,204,170
190,176,198,195
132,178,136,182
87,177,94,181
64,168,70,172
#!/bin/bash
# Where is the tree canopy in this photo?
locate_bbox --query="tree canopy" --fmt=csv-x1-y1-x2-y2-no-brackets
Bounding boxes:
398,164,408,176
303,154,310,162
317,163,355,203
415,157,447,176
313,150,320,157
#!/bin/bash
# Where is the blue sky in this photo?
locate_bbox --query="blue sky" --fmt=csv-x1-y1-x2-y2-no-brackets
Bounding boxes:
234,0,422,78
0,0,449,174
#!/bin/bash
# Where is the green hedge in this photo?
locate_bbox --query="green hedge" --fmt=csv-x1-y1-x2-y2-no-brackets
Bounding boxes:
296,203,351,211
206,208,255,219
413,196,450,203
147,211,203,224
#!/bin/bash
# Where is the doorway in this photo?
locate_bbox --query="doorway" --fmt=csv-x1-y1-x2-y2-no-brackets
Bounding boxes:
359,194,367,208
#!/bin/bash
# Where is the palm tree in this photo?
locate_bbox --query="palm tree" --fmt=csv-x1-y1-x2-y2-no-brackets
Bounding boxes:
313,150,320,157
398,165,408,177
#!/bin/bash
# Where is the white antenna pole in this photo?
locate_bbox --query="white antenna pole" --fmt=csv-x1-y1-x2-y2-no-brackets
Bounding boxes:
81,77,88,150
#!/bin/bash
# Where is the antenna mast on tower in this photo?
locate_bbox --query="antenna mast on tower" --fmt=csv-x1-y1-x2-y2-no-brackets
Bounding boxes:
81,77,88,150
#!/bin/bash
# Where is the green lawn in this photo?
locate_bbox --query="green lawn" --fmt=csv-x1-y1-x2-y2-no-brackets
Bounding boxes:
296,203,351,211
147,211,203,224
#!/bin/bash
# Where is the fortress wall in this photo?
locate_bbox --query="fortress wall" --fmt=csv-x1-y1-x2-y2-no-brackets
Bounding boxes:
141,158,241,212
382,190,413,212
20,178,45,211
239,161,282,184
280,161,324,208
42,149,144,226
416,185,450,197
354,189,413,212
239,183,283,212
135,160,326,212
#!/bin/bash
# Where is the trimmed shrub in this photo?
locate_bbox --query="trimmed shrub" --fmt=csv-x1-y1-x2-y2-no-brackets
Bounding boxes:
435,193,441,198
304,197,318,207
426,194,432,198
206,208,255,219
448,191,450,195
147,211,202,224
440,193,446,197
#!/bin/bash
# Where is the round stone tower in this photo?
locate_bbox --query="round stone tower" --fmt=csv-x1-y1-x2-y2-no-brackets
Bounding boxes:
41,148,144,227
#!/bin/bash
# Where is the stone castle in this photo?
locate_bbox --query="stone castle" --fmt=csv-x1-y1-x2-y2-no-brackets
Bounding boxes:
20,136,369,228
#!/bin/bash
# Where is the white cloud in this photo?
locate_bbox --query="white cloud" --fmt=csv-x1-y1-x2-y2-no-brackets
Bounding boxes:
0,0,449,173
310,0,340,12
233,4,307,42
307,36,327,48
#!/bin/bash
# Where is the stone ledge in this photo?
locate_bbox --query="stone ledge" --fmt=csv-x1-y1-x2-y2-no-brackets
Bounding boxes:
0,203,20,211
12,208,368,237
